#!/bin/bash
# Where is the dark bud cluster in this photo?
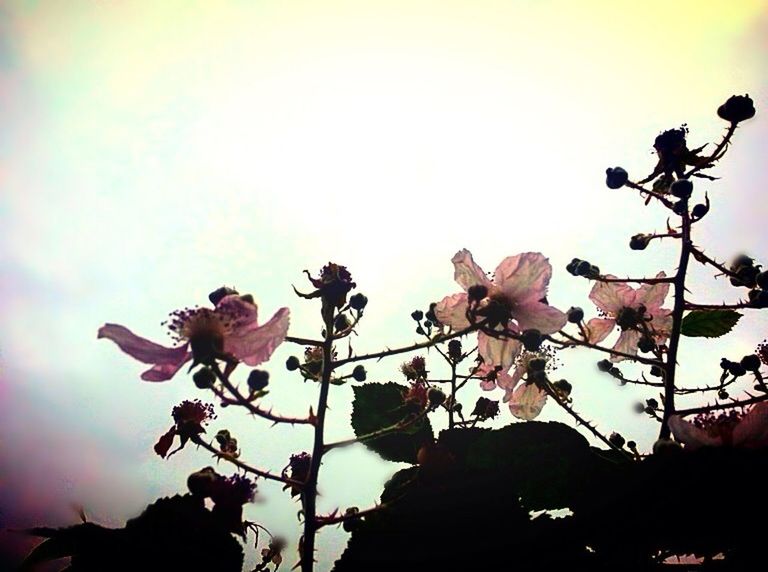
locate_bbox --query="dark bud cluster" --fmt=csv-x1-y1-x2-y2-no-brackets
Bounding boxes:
447,339,463,361
566,258,600,279
605,166,629,189
717,94,756,124
729,254,761,288
471,397,500,421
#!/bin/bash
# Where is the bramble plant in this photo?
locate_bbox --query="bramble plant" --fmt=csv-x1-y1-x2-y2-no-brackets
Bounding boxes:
22,94,768,571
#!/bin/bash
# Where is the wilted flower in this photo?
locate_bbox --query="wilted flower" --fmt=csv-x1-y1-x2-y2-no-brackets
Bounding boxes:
434,250,567,370
301,263,356,309
471,397,500,420
404,381,428,409
401,356,427,380
210,474,258,536
154,400,216,458
669,403,768,449
98,293,290,381
586,274,672,361
284,452,311,498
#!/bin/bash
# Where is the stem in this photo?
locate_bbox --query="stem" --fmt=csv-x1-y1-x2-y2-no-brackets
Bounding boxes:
674,394,768,416
448,361,457,429
210,366,315,425
286,335,323,347
301,303,335,572
324,409,430,452
684,302,754,311
316,504,387,528
333,325,479,367
551,332,662,366
190,435,302,488
660,203,692,438
594,276,675,285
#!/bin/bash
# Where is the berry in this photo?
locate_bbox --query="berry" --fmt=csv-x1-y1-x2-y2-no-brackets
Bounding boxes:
247,369,270,392
286,356,301,371
605,167,629,189
567,306,584,323
670,178,693,199
609,432,626,448
193,367,216,389
349,293,368,311
352,365,367,382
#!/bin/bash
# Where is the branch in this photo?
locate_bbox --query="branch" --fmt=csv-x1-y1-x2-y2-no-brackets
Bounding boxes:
594,275,675,285
333,324,480,367
684,301,754,311
211,365,315,426
625,181,675,209
674,394,768,416
550,331,663,366
316,504,387,528
286,335,323,347
324,409,430,452
190,435,303,488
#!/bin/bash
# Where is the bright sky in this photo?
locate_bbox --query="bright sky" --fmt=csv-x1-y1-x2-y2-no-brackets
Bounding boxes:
1,0,767,569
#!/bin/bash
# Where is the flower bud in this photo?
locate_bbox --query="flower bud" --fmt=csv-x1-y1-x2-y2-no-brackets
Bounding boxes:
757,272,768,290
187,467,219,498
428,388,446,407
552,379,572,398
728,362,747,377
247,369,270,392
520,329,543,351
576,260,592,277
467,283,489,302
637,337,655,353
605,167,629,189
670,178,693,199
352,365,367,382
672,199,688,216
717,94,756,124
425,303,439,325
349,293,368,311
633,402,646,414
411,310,424,321
718,389,729,400
566,258,581,276
286,356,301,371
691,203,709,219
193,367,216,389
597,359,613,372
741,354,761,372
528,357,547,372
650,365,663,377
647,398,659,409
608,432,625,448
208,286,238,306
447,339,463,361
627,440,637,450
567,306,584,323
629,234,651,251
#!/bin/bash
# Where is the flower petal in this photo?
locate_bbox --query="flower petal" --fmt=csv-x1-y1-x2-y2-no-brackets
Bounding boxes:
494,253,552,305
610,330,641,362
635,273,670,312
98,324,190,365
733,402,768,448
648,310,673,341
589,278,636,315
225,307,290,366
141,356,192,382
669,416,722,449
451,249,491,291
584,318,615,344
434,293,470,330
508,383,548,420
217,294,259,329
478,331,521,370
514,301,567,335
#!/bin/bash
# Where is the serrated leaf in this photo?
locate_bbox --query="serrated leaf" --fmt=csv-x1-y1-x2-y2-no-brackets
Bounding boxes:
351,383,433,463
681,309,741,338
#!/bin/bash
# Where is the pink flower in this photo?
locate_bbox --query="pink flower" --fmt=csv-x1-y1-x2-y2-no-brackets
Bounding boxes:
476,351,552,421
434,250,567,370
586,273,672,361
669,403,768,449
98,294,290,381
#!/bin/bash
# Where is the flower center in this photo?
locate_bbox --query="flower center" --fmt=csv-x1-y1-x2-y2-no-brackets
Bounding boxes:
693,410,744,444
615,306,643,330
477,292,515,328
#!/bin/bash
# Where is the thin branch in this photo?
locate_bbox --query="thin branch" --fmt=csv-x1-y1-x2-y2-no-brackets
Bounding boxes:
551,331,663,366
674,394,768,416
316,504,387,528
211,365,315,426
684,301,754,311
594,275,675,285
324,409,430,452
286,335,323,347
190,435,303,488
333,324,480,368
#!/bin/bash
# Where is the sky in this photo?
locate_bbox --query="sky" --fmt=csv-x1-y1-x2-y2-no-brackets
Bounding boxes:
1,0,767,569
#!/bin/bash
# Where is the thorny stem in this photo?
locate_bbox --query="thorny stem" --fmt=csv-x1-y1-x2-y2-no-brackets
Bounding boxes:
685,123,738,178
690,247,740,279
286,335,323,347
449,361,458,429
301,303,336,572
210,365,315,426
333,324,480,367
316,504,388,528
685,301,755,311
190,435,303,488
625,181,675,208
674,394,768,416
660,201,693,438
594,275,675,285
551,331,663,366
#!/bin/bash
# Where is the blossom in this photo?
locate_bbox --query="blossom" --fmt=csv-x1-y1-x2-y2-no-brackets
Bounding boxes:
434,250,567,370
669,403,768,449
586,274,672,361
98,293,290,381
154,400,216,458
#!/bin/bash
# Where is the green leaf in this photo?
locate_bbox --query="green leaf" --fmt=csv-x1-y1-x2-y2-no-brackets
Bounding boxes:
681,309,742,338
351,383,433,463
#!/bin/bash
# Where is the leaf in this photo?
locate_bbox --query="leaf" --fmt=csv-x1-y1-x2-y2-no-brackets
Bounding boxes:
351,383,433,463
681,309,741,338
